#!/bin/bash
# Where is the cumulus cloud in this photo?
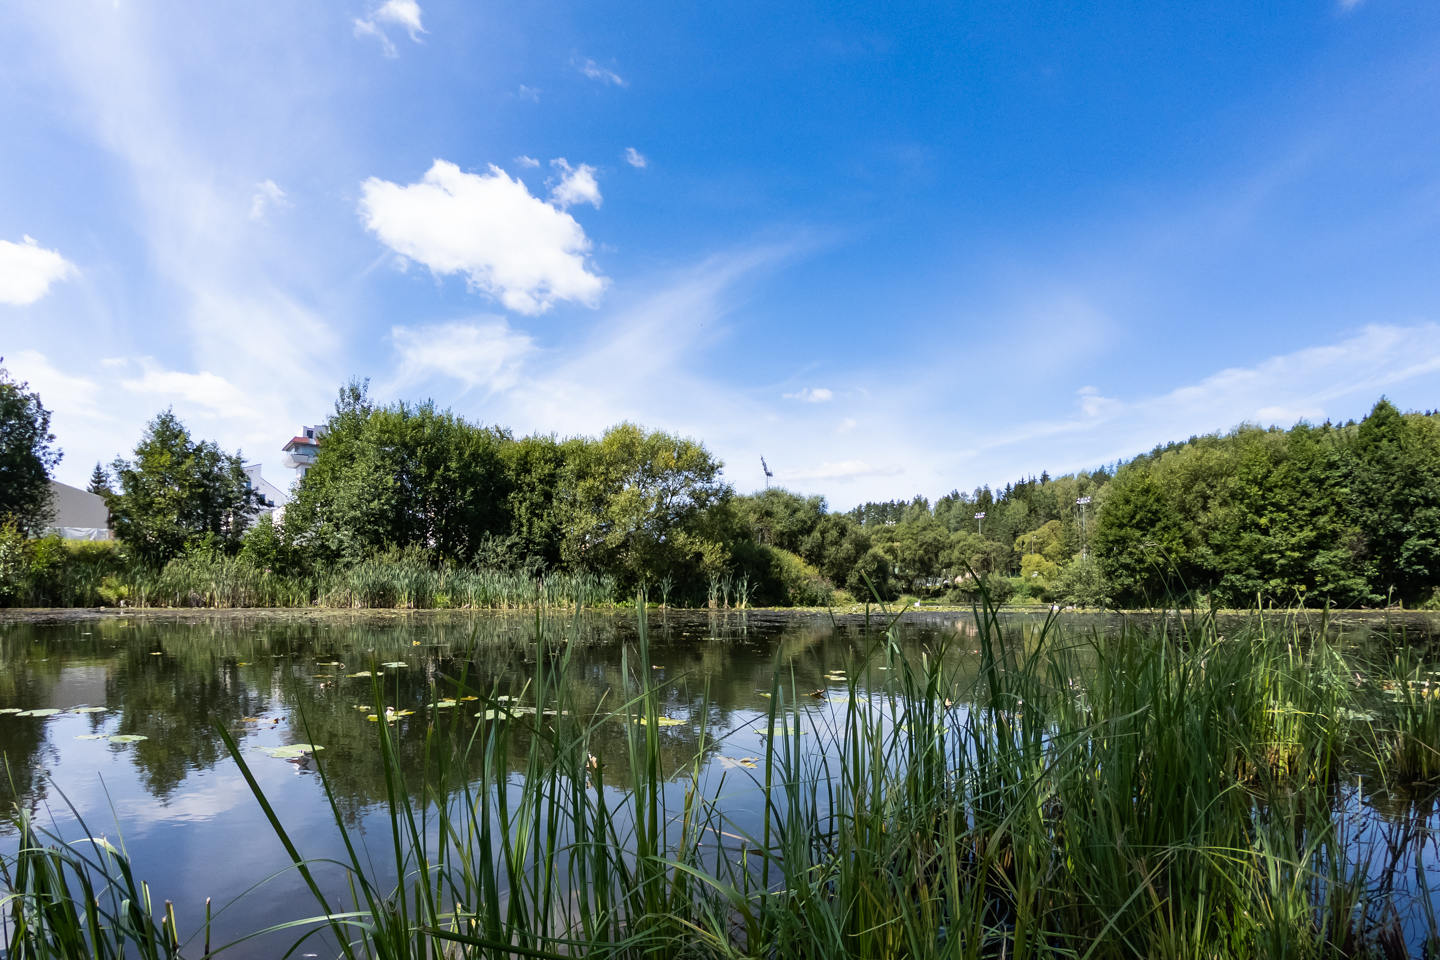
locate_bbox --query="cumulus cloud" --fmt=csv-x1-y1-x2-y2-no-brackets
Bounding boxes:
389,319,535,393
577,58,626,87
783,387,833,403
549,158,602,210
515,155,540,168
248,179,289,221
624,147,648,169
354,0,425,56
0,236,77,306
359,159,607,315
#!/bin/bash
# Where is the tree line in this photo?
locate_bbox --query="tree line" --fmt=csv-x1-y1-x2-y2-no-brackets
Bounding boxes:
2,360,1438,609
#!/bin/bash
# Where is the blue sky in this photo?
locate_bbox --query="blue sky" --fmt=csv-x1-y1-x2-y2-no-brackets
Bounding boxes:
2,0,1439,508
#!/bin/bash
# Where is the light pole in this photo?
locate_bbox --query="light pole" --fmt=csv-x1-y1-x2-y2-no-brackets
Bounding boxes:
1075,496,1091,559
974,511,985,536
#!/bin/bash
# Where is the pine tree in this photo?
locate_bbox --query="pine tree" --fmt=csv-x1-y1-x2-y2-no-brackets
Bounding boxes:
87,461,110,495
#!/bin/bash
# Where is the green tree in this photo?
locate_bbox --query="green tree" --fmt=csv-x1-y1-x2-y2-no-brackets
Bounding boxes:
558,423,730,590
284,385,513,566
0,359,61,534
87,461,111,495
1347,399,1440,604
107,410,261,566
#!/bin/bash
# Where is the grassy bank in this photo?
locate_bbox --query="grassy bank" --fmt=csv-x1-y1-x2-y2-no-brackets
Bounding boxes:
5,600,1440,958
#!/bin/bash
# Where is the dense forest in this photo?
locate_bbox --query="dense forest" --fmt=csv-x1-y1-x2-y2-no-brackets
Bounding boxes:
3,364,1439,609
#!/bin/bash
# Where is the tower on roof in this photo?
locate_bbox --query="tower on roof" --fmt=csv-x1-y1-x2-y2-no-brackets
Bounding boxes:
281,424,327,480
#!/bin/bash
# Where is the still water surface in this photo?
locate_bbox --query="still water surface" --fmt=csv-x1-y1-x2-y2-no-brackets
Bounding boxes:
1,608,1437,956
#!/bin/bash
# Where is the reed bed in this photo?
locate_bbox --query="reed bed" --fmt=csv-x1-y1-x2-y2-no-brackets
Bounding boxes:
4,599,1439,958
116,554,618,610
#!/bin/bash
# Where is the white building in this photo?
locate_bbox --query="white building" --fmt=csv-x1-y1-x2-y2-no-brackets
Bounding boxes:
47,480,111,540
243,463,289,519
281,424,326,481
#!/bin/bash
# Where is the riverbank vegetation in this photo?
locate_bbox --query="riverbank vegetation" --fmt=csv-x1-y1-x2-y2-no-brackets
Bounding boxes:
4,602,1438,957
2,366,1438,610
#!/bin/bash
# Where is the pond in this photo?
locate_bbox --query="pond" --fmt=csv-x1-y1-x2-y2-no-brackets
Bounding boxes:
1,607,1438,958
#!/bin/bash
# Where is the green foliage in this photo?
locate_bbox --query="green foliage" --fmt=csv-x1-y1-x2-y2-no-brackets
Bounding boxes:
0,359,61,534
0,531,128,607
284,386,512,566
107,410,260,567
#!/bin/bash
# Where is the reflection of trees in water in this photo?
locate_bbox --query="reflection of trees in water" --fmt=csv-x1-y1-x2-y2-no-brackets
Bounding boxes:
2,611,928,817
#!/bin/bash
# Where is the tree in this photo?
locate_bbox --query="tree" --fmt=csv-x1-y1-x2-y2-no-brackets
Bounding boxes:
1347,399,1440,604
107,410,261,566
558,423,730,590
284,387,513,566
87,461,110,496
0,359,61,534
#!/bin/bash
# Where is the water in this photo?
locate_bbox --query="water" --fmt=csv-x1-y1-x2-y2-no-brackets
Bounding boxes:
1,607,1437,956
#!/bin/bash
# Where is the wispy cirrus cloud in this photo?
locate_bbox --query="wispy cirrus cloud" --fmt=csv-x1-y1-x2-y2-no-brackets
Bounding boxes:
359,159,607,315
576,57,626,87
0,236,76,305
388,319,536,394
783,387,833,403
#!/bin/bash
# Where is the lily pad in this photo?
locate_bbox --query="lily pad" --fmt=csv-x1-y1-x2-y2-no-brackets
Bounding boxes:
264,744,323,759
109,735,149,744
71,706,107,714
477,709,514,721
74,734,107,741
17,708,61,718
0,708,22,714
430,699,458,709
347,671,379,678
635,716,685,727
380,662,408,669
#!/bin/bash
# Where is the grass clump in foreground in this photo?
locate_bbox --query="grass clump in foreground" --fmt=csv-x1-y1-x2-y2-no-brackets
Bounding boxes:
5,599,1440,959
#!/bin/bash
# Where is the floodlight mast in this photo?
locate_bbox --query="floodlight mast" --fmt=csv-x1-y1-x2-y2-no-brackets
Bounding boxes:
761,457,774,490
974,511,986,535
1075,496,1092,558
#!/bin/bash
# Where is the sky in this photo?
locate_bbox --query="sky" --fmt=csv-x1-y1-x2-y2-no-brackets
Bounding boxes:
2,0,1439,510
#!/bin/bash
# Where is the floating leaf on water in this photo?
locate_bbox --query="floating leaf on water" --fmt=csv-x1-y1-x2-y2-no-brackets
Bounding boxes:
149,652,164,657
494,695,515,702
264,744,323,759
430,699,458,709
459,695,479,702
380,662,408,669
74,734,107,741
109,735,148,744
71,706,107,714
0,708,23,714
390,709,415,718
236,661,250,666
756,692,772,698
719,756,760,769
635,716,685,727
347,671,379,678
312,674,334,680
824,673,847,681
477,709,514,721
17,709,61,718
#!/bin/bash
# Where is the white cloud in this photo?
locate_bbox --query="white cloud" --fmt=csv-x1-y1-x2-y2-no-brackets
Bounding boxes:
577,58,626,87
0,236,77,306
624,147,648,169
389,319,535,394
1075,385,1120,418
549,158,602,210
836,417,858,434
354,0,424,56
359,159,607,315
120,360,255,420
515,155,540,168
516,85,540,102
787,459,902,483
7,349,103,419
248,179,289,221
783,387,833,403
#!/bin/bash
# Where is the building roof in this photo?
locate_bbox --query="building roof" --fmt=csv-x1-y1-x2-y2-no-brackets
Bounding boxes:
49,480,109,530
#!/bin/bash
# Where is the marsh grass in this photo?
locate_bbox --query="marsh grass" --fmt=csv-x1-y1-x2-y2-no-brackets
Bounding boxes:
4,595,1438,958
